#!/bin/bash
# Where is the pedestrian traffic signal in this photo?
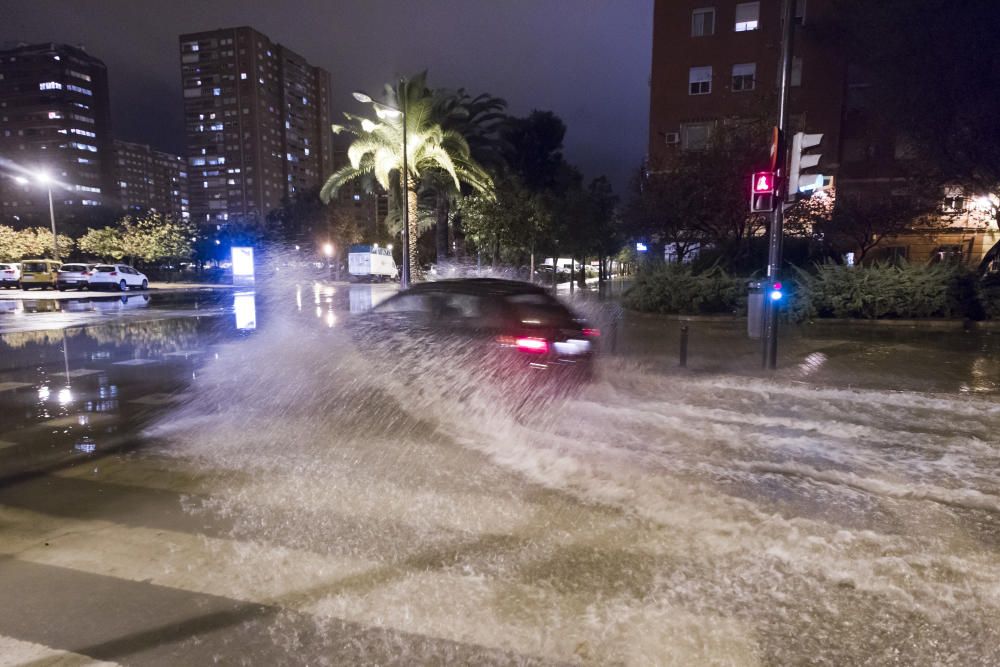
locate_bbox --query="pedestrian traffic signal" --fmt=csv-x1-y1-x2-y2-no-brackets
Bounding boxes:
788,132,825,198
750,171,776,212
752,172,775,194
769,281,783,301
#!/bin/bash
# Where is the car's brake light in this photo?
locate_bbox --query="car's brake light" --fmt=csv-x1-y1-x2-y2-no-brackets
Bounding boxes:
515,337,549,354
109,271,117,276
582,328,601,337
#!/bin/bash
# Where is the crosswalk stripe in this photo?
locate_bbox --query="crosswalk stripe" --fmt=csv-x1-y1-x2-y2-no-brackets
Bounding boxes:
0,634,121,667
0,502,741,665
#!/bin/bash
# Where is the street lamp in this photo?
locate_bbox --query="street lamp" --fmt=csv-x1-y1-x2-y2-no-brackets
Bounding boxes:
354,85,409,289
323,242,334,281
15,170,59,260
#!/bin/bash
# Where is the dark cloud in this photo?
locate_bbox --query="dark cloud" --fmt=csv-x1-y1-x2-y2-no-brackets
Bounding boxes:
1,0,651,192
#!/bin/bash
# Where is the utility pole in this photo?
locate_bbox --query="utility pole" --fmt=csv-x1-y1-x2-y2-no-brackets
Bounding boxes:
762,0,795,369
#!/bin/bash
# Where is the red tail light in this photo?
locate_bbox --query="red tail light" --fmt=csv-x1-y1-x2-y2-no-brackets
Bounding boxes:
109,272,117,276
582,328,601,337
83,271,91,276
515,337,549,354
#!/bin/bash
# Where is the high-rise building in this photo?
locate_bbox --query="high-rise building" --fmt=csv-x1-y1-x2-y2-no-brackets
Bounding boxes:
178,27,333,230
0,42,115,224
114,140,190,219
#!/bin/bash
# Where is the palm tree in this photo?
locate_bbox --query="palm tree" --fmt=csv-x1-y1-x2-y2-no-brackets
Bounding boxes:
430,89,508,261
320,73,492,280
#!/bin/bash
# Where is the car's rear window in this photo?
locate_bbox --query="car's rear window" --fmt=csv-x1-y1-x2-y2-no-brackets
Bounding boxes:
60,264,88,272
95,266,116,273
505,293,577,327
0,264,10,270
22,262,50,272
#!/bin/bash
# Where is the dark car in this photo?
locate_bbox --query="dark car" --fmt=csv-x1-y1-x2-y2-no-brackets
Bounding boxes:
354,279,598,402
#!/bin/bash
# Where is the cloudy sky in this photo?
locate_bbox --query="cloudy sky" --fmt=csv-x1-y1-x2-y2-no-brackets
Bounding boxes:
2,0,652,192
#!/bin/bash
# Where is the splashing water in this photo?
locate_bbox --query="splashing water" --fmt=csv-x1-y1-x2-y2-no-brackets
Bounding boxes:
147,284,1000,665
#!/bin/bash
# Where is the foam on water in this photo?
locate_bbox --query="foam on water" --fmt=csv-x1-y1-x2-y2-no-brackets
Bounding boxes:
147,290,1000,665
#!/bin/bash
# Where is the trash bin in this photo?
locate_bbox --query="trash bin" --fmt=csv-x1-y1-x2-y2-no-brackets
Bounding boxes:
747,280,764,339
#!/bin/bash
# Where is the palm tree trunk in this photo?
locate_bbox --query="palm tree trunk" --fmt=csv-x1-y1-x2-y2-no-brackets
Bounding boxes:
407,179,421,281
435,195,449,264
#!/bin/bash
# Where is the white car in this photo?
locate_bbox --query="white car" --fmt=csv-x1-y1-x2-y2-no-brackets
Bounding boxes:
0,263,20,289
88,264,149,291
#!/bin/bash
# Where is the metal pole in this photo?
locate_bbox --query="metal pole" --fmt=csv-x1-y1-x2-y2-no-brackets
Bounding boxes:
679,325,689,368
47,185,59,261
400,79,410,289
762,0,795,369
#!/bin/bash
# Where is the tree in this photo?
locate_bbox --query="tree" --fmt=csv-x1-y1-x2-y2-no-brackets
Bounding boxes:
78,212,194,265
321,72,492,279
431,89,508,262
458,176,548,267
0,226,74,260
266,186,362,256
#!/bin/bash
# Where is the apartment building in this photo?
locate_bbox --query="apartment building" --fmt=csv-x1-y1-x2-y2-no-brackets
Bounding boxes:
114,139,189,219
0,42,115,224
648,0,999,265
178,27,333,230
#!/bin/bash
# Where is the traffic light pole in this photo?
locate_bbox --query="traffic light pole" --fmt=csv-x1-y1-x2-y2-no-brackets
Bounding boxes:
762,0,795,369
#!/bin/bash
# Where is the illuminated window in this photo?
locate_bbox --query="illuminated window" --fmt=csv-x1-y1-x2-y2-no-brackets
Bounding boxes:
67,84,92,96
39,81,62,90
213,87,221,96
692,8,715,37
48,111,62,119
688,66,712,95
240,72,247,80
735,2,760,31
732,63,756,91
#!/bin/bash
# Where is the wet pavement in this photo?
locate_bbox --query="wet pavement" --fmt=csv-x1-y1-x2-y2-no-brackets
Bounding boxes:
0,279,998,665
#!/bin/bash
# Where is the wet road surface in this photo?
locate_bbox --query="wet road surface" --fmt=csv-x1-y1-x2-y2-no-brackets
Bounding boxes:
0,280,998,665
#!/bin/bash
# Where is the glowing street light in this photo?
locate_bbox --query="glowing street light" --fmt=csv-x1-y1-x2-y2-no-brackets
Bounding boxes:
323,242,334,281
13,170,60,260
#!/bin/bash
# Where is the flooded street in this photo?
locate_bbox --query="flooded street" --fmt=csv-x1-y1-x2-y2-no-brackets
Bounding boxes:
1,283,999,665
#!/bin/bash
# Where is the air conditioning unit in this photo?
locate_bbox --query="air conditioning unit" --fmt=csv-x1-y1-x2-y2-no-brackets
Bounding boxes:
664,132,680,145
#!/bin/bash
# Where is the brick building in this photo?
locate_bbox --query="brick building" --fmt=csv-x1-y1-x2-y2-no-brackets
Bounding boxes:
648,0,999,265
178,27,333,231
0,42,115,225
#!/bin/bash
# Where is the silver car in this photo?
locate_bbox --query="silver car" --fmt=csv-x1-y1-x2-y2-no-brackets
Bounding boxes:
57,263,95,291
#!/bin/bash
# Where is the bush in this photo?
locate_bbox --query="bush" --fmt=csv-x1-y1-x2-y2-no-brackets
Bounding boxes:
788,261,988,321
623,263,746,315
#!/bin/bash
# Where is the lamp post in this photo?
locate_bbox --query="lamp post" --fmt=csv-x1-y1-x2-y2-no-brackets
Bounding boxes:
15,171,59,260
353,85,409,288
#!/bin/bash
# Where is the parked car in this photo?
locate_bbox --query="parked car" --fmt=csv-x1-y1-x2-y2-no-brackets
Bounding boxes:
18,259,61,290
353,279,597,402
87,264,149,291
0,262,20,288
57,263,96,291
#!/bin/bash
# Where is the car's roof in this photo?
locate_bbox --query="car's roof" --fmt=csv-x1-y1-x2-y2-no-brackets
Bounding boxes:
404,278,548,297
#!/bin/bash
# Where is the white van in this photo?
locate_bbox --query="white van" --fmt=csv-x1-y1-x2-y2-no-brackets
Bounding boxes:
348,244,398,282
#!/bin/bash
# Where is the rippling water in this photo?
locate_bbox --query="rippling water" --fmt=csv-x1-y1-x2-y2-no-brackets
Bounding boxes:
149,312,1000,665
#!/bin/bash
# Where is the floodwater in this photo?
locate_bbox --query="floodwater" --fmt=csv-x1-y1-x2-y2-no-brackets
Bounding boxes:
2,281,999,665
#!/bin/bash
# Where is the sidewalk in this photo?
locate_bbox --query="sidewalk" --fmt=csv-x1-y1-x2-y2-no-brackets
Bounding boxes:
0,283,233,300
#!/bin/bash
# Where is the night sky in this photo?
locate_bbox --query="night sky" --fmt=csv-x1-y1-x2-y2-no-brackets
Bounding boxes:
1,0,652,193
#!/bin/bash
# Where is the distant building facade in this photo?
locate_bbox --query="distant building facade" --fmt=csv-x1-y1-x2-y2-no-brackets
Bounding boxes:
0,42,115,224
178,26,333,230
114,139,189,219
648,0,999,265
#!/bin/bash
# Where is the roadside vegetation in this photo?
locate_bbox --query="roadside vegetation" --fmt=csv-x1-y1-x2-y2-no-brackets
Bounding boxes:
624,261,1000,321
